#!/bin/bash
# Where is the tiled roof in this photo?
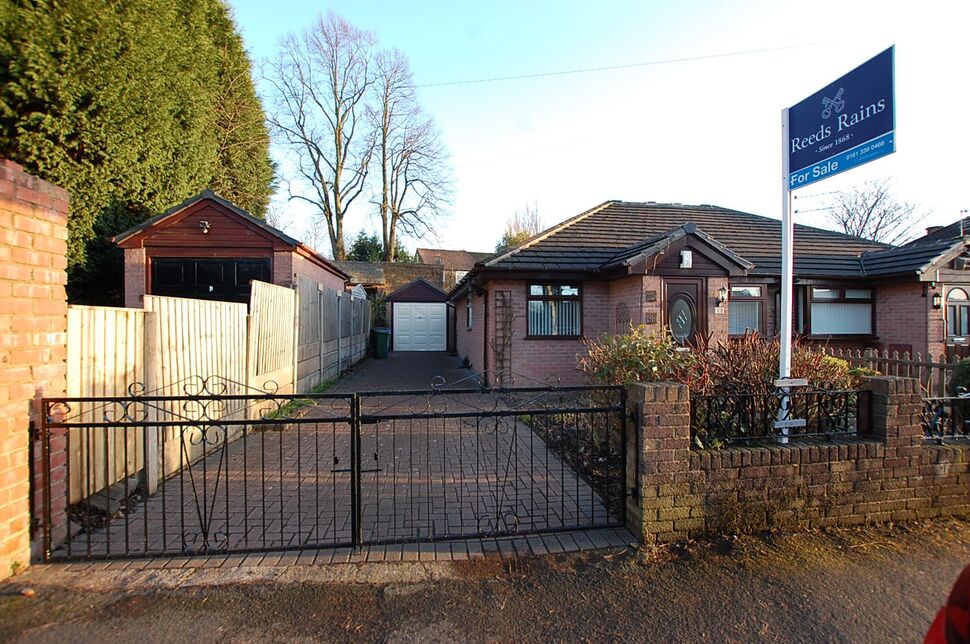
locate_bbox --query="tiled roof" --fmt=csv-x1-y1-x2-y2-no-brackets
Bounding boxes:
416,248,492,271
860,239,964,277
904,219,969,248
485,201,886,275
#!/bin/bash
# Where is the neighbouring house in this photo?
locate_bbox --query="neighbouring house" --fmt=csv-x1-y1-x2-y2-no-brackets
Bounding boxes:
449,200,970,386
332,259,446,297
114,190,349,306
417,248,493,291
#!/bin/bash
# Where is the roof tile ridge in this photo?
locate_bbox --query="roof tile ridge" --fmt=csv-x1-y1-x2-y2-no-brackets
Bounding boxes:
484,200,618,266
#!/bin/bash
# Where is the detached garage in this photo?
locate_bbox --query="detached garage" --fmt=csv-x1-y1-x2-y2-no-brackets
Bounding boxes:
386,279,451,352
113,189,349,307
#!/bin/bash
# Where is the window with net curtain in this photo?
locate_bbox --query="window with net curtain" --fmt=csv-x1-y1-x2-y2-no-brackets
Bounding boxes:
728,286,762,335
527,284,581,337
810,287,872,335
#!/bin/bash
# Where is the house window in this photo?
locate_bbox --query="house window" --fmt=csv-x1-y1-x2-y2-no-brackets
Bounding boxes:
728,286,763,335
947,288,970,338
466,290,473,331
809,287,873,335
455,270,468,282
527,284,581,337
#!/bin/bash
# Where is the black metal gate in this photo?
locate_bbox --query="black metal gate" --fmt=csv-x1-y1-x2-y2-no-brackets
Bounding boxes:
40,379,626,561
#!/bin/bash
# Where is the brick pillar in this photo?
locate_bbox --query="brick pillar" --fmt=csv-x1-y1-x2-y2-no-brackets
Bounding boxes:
861,375,924,479
124,247,146,308
625,381,691,544
0,160,68,577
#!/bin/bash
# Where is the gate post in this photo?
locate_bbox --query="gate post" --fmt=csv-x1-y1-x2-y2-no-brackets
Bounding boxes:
351,393,362,548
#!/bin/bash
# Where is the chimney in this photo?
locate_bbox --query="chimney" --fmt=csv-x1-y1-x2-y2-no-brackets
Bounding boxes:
926,226,943,236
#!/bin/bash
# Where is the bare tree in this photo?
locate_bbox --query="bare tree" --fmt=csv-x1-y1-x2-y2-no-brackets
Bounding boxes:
264,12,376,260
495,201,543,252
827,179,922,245
370,49,451,261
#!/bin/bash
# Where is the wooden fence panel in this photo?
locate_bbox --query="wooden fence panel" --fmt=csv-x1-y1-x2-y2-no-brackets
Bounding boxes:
144,295,249,476
822,346,961,397
66,306,146,503
295,282,372,392
248,281,296,392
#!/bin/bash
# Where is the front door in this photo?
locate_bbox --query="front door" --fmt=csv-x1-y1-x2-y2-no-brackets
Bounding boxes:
664,279,706,345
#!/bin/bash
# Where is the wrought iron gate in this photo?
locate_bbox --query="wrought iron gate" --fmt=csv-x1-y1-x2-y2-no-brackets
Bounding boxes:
40,378,626,561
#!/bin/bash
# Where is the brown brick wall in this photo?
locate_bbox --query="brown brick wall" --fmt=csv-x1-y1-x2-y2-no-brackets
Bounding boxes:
874,282,931,356
0,160,68,578
626,376,970,544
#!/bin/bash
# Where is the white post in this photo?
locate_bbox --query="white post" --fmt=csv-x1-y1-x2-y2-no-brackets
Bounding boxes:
778,107,794,444
779,107,794,380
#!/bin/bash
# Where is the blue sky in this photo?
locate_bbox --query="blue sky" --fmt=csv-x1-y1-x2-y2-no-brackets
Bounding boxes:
229,0,969,255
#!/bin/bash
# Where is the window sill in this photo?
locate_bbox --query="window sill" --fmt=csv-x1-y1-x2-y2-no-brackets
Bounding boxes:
524,335,584,341
803,334,877,341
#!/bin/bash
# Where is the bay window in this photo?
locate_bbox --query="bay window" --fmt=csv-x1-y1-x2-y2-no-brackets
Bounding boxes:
527,284,581,337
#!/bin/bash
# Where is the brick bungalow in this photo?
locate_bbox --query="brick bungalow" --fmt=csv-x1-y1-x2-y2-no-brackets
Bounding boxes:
449,200,970,386
115,190,348,306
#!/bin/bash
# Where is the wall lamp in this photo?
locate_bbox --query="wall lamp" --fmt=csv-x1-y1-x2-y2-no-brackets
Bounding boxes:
717,285,728,305
932,292,943,309
199,220,211,234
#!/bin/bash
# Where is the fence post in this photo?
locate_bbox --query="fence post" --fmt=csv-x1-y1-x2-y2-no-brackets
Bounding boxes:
292,287,300,394
318,285,325,385
143,310,161,495
336,291,343,375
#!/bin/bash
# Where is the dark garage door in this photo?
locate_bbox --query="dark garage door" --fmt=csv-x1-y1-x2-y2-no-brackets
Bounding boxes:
151,257,271,303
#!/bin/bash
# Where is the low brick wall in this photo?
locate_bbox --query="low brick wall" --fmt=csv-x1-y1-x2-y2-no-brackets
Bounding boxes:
626,377,970,544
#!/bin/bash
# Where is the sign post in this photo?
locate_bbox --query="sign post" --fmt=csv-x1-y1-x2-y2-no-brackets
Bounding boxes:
777,46,895,441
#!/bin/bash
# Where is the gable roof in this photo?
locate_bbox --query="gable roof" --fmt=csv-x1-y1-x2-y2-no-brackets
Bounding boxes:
416,248,492,271
112,189,349,280
385,277,448,303
482,201,886,275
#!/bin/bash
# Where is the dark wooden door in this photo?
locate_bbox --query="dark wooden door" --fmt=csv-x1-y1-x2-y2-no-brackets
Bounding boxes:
664,279,706,345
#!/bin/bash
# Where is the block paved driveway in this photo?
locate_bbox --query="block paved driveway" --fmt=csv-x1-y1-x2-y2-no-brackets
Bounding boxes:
58,353,622,560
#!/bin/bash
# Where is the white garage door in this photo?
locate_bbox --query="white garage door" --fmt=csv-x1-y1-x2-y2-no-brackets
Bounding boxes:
393,303,447,351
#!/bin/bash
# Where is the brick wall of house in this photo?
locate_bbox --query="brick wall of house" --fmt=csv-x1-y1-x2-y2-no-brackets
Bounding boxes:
123,247,147,308
0,160,68,578
873,282,931,356
482,279,611,386
455,287,485,373
706,276,729,340
626,377,970,544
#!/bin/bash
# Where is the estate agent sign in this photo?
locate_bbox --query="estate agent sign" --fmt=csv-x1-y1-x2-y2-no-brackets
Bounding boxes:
787,46,895,189
777,46,896,393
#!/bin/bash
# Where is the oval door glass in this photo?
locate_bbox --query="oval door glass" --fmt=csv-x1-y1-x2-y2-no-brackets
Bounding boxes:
669,296,694,342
